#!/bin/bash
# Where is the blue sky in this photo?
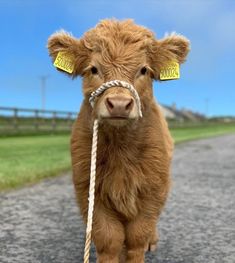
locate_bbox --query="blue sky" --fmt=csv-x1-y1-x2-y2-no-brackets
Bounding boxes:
0,0,235,117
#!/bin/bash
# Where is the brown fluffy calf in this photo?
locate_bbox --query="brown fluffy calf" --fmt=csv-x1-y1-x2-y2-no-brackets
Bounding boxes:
48,19,190,263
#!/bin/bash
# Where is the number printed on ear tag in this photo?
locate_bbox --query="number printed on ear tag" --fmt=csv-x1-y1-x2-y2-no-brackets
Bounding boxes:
160,61,180,80
53,51,75,74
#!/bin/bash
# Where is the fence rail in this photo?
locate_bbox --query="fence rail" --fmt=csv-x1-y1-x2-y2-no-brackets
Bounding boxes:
0,107,77,135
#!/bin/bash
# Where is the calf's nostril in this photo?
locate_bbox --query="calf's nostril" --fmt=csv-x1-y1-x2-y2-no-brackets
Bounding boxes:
106,98,114,109
125,99,133,111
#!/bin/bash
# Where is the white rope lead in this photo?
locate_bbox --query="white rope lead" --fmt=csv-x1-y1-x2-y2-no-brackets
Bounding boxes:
83,119,99,263
83,80,142,262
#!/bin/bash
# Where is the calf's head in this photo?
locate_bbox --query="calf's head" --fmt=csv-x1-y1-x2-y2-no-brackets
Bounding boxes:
48,20,190,126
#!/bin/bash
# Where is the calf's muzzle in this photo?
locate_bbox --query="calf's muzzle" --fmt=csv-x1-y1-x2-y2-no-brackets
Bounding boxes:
105,95,134,118
89,80,143,122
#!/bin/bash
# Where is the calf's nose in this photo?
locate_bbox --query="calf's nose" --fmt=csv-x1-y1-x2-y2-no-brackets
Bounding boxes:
105,95,134,117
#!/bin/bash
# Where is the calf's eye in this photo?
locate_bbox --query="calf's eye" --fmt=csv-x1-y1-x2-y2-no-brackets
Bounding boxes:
91,66,98,74
140,67,147,75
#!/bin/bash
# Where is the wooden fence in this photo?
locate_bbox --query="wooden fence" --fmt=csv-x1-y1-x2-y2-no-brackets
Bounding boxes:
0,107,77,135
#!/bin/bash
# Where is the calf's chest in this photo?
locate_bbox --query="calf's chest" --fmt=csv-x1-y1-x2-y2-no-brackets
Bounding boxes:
95,148,145,219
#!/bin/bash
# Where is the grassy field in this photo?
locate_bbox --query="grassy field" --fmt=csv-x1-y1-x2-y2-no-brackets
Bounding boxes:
172,123,235,143
0,123,235,191
0,135,70,191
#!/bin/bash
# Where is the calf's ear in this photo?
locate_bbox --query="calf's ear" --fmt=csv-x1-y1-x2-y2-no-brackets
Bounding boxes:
47,30,88,77
150,33,190,79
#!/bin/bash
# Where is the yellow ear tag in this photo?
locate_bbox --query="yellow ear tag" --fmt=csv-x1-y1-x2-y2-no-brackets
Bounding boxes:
53,51,75,74
160,61,180,80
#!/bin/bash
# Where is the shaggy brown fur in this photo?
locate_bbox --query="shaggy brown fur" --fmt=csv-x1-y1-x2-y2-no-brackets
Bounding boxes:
48,19,190,263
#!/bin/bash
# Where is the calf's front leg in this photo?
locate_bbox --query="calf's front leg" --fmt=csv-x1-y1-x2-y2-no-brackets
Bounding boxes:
92,205,125,263
125,215,157,263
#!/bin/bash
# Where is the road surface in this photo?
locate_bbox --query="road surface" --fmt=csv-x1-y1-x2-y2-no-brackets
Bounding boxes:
0,134,235,263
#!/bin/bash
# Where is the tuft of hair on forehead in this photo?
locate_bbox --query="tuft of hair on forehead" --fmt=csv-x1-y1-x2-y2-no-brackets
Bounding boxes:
83,19,155,55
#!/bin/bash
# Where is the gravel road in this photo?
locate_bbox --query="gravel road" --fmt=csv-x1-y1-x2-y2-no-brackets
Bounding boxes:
0,134,235,263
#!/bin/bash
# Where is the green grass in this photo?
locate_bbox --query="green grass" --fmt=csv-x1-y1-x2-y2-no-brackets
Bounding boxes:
0,123,235,191
171,123,235,143
0,135,71,191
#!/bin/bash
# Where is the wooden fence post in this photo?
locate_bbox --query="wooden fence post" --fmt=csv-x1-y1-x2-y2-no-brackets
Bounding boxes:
52,112,57,131
35,110,39,131
13,108,18,131
67,112,72,129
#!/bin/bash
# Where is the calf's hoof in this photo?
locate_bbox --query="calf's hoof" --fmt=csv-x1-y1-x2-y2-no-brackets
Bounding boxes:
148,243,157,252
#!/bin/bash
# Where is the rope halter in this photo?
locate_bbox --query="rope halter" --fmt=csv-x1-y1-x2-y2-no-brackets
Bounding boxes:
89,79,143,118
